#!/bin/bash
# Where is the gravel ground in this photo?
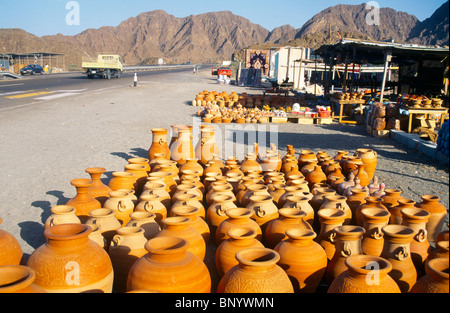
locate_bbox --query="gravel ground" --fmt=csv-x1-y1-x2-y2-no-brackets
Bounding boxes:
0,68,448,291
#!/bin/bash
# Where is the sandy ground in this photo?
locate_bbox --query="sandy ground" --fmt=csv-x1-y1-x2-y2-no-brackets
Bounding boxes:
0,68,448,291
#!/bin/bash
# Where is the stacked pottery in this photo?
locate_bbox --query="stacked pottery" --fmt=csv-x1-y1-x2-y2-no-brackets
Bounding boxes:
85,167,112,205
66,178,101,223
0,218,23,266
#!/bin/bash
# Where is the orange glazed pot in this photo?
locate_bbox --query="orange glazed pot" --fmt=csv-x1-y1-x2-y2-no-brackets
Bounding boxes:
148,128,171,161
0,218,23,266
26,224,114,293
108,171,136,192
360,208,390,257
66,178,101,223
0,265,45,293
85,167,112,206
354,148,378,181
127,237,211,293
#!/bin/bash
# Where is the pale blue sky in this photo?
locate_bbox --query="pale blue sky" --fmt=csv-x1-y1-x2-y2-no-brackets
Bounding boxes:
0,0,447,37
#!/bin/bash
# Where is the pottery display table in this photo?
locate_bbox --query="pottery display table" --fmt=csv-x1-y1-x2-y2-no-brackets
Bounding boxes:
331,98,366,124
399,105,448,133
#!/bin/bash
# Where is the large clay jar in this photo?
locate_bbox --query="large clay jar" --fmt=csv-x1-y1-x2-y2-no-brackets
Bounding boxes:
126,211,161,240
135,194,168,227
316,208,346,260
148,128,171,161
381,189,406,216
354,148,377,181
85,208,122,249
275,229,327,293
179,158,204,177
141,182,172,209
127,237,211,293
215,208,262,246
0,265,45,293
325,225,365,284
360,208,390,257
416,195,448,244
44,205,81,229
265,209,313,249
306,165,327,189
124,164,148,196
283,195,315,227
103,190,135,226
355,196,388,227
0,218,23,266
27,224,114,293
328,255,401,293
85,167,112,205
298,150,318,168
319,195,352,226
171,206,210,244
170,128,194,166
207,194,237,237
390,198,416,226
108,171,136,193
109,227,148,293
401,207,431,275
246,195,279,232
155,217,206,261
309,187,336,213
240,153,263,175
66,178,101,223
345,188,369,224
172,193,206,220
381,225,418,293
195,128,220,167
410,258,449,293
217,248,294,293
215,228,264,278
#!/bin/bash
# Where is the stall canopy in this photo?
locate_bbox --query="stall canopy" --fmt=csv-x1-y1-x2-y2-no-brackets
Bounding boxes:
316,38,449,99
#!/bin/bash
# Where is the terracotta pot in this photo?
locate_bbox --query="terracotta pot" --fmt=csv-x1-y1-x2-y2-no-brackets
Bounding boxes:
333,150,349,162
109,227,148,293
156,217,206,261
179,159,204,177
103,190,135,226
217,248,294,293
207,194,237,237
172,183,203,203
109,171,135,192
416,195,448,244
148,128,171,161
410,258,449,293
124,164,148,196
85,208,122,249
246,195,279,232
341,156,362,177
240,153,263,175
401,207,431,275
319,195,352,226
239,183,270,208
172,193,206,220
354,148,378,181
44,205,81,229
328,255,401,293
426,240,449,265
389,198,416,226
316,208,346,260
309,187,336,213
381,225,418,293
215,227,265,277
265,209,313,249
353,164,370,188
206,184,236,207
153,161,180,185
66,178,101,223
269,183,287,207
135,194,168,228
215,208,262,246
298,150,318,168
275,229,327,293
0,218,23,266
381,189,406,216
279,185,313,209
195,128,220,167
87,225,107,249
355,196,388,227
325,225,365,284
126,211,161,240
345,188,369,224
171,206,210,244
127,237,211,293
0,265,45,293
128,158,151,173
27,224,114,293
141,182,172,209
361,208,390,257
170,128,194,166
283,195,315,227
85,167,112,205
306,165,327,188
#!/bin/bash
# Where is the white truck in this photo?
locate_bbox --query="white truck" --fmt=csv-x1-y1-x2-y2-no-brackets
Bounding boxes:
82,54,123,79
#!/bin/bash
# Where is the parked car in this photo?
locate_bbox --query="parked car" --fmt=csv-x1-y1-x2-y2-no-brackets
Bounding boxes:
211,67,218,75
218,67,232,77
20,64,44,75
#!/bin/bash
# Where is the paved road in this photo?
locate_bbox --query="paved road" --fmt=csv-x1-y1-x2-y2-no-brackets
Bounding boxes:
0,68,194,111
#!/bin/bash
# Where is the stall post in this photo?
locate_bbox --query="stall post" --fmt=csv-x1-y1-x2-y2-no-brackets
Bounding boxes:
379,49,392,102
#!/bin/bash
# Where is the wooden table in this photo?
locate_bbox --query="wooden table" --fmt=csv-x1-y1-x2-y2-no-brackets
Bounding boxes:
331,98,366,124
399,105,448,133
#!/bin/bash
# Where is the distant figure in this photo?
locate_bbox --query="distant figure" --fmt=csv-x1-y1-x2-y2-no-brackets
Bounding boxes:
44,64,49,73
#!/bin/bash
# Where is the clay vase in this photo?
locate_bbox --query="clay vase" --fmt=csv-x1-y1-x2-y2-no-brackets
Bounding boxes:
215,228,265,278
128,158,151,173
410,258,449,293
265,209,313,249
26,224,114,293
416,195,448,244
269,183,287,207
179,158,204,177
109,227,148,293
275,229,327,293
333,150,349,162
389,198,416,226
148,128,171,161
215,208,262,246
319,195,352,226
108,171,136,193
306,165,327,189
282,156,299,175
381,189,406,216
381,225,418,293
278,185,311,208
44,205,81,229
66,178,101,223
217,248,294,293
155,217,206,261
239,184,270,208
171,206,210,244
85,208,122,249
355,196,388,227
401,208,431,275
0,265,46,293
135,194,168,228
315,208,346,260
195,128,220,167
124,164,148,196
172,193,206,220
283,195,315,227
126,211,161,240
103,190,135,226
0,218,23,266
353,164,370,188
85,167,112,205
246,195,279,232
325,225,365,284
345,188,369,224
328,255,401,293
141,182,172,209
240,153,263,175
360,208,391,257
153,161,180,185
310,187,336,213
354,148,378,181
170,128,194,166
298,150,318,168
87,225,107,249
127,237,211,293
207,194,237,237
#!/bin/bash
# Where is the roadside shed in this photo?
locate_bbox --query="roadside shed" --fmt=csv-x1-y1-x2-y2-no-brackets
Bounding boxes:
0,52,65,74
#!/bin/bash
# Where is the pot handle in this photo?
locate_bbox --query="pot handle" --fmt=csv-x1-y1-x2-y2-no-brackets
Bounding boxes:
144,202,154,213
340,242,352,257
255,206,266,218
159,138,165,145
416,229,427,243
117,200,127,212
371,227,384,240
395,246,409,261
328,231,337,243
111,234,122,247
216,205,227,217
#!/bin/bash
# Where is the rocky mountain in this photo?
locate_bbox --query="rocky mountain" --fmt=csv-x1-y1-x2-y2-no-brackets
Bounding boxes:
408,1,449,46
